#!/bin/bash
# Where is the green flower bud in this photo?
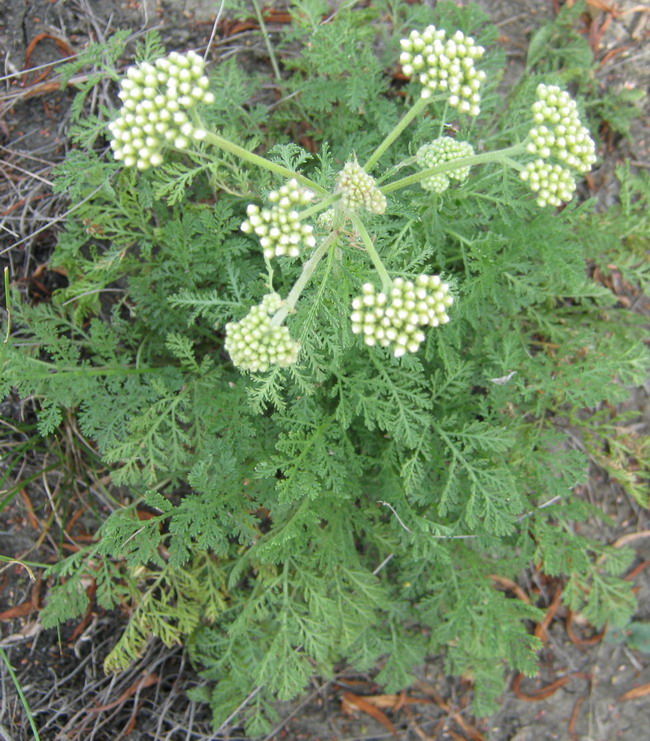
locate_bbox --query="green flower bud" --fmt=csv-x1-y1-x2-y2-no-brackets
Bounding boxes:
336,160,387,214
416,137,475,193
527,84,597,174
520,159,577,207
225,294,300,372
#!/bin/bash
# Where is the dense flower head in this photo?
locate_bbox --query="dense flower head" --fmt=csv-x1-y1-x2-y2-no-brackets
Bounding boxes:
336,160,387,215
527,84,596,174
224,293,300,372
519,159,577,208
416,137,475,193
108,50,214,170
350,275,453,357
399,26,486,115
241,180,316,259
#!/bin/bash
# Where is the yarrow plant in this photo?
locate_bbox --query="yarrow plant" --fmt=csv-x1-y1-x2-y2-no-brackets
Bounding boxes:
6,3,648,736
101,19,599,373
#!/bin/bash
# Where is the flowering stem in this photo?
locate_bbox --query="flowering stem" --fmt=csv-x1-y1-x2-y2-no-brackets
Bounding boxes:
438,101,449,137
376,156,417,185
300,192,341,221
364,96,431,173
271,231,339,326
200,130,328,195
264,255,275,292
381,142,527,194
503,156,525,172
350,214,392,294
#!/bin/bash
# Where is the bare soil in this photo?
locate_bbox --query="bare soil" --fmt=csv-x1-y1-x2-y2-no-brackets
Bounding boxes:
1,1,649,739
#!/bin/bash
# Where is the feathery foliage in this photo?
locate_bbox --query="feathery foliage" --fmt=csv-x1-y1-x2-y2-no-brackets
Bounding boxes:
2,1,648,734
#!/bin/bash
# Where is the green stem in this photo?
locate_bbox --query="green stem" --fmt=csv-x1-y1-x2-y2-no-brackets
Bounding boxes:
0,555,49,570
350,214,392,294
381,143,527,194
201,131,327,195
271,231,339,326
503,156,525,171
364,96,431,173
3,267,11,344
251,0,282,82
0,647,41,740
376,156,417,186
264,255,275,292
299,192,340,221
20,359,159,378
438,101,449,138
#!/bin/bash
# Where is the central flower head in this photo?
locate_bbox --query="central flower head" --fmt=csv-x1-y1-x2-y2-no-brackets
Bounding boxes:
336,160,387,215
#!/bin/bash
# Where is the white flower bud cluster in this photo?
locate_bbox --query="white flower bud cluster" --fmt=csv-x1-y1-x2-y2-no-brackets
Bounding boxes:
519,159,577,208
399,26,486,115
416,137,475,193
108,51,214,170
527,84,597,174
350,275,453,357
240,180,316,259
336,160,387,215
224,293,300,372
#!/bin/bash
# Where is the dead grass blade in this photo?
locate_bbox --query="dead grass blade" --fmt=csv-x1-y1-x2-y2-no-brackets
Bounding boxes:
619,682,650,701
87,672,159,713
342,691,399,737
413,680,485,741
512,672,591,701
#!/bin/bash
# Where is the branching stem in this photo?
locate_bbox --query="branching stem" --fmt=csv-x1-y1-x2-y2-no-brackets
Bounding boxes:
271,231,339,326
381,142,527,194
200,130,327,195
350,214,392,294
300,192,340,220
364,96,431,172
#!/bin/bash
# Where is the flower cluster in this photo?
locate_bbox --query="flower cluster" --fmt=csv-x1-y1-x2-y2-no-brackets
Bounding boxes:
336,160,387,214
519,159,577,208
224,293,300,372
399,26,486,115
416,137,475,193
520,84,596,207
241,180,316,259
527,84,597,173
109,51,214,170
350,275,453,357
